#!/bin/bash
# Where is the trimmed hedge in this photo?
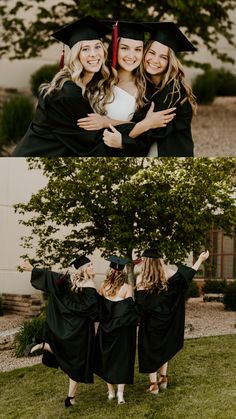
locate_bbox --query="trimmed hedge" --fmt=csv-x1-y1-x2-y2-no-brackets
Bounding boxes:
30,64,58,97
0,95,34,150
192,67,236,104
223,281,236,311
202,279,227,294
185,281,200,300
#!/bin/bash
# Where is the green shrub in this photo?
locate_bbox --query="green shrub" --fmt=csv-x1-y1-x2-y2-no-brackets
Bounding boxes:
15,313,45,357
0,295,3,316
192,67,236,104
214,68,236,96
30,64,58,97
223,281,236,311
192,70,216,104
203,279,227,294
0,95,34,150
185,281,200,300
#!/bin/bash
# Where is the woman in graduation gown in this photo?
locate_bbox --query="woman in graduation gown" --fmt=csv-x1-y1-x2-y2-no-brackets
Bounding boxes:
135,248,209,394
20,255,98,408
94,256,138,404
77,21,176,155
12,16,132,157
103,22,197,157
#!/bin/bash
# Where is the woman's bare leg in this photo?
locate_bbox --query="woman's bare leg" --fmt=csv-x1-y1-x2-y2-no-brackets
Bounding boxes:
107,383,115,400
117,384,125,404
158,362,168,389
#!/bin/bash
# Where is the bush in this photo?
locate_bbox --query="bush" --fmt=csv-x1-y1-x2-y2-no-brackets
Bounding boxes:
223,281,236,311
214,68,236,96
0,295,3,316
30,64,58,97
185,281,200,300
192,69,216,104
0,95,34,150
192,67,236,104
203,279,227,294
15,313,45,357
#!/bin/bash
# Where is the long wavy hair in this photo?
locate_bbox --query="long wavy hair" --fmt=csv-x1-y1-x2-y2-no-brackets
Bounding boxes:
116,38,147,111
70,266,95,293
138,257,168,293
101,268,128,297
40,40,117,115
144,40,197,113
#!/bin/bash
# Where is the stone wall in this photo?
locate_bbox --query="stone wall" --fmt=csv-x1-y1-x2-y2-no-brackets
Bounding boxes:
2,293,44,318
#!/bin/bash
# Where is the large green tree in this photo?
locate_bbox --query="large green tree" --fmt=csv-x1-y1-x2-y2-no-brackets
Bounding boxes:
15,158,236,277
0,0,236,65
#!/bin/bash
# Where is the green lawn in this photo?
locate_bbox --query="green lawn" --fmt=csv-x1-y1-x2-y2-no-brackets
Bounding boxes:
0,335,235,419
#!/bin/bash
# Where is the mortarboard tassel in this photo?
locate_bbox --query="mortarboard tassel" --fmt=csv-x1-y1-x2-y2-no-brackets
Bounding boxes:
59,44,65,69
112,21,118,68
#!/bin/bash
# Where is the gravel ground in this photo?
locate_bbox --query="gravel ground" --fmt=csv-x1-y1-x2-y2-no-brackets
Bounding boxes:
0,298,235,373
192,97,236,157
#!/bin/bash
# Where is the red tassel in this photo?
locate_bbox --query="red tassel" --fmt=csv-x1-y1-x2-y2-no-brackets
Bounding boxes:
112,21,118,68
133,258,142,265
59,45,65,69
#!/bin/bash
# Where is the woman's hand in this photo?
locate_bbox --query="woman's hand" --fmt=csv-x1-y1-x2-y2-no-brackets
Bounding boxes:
77,113,110,130
144,102,176,129
192,250,209,271
103,125,122,148
20,260,33,272
198,251,209,262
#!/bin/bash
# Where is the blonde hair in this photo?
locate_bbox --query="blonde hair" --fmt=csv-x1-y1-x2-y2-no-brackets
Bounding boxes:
144,40,197,114
70,266,94,293
117,38,147,110
101,268,128,297
40,40,117,115
138,257,168,293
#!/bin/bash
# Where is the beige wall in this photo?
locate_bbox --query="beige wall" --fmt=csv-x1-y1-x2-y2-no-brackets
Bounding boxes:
0,5,235,89
0,158,109,294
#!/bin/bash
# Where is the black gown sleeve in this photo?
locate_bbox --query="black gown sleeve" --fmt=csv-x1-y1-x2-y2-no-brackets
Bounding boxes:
31,267,64,293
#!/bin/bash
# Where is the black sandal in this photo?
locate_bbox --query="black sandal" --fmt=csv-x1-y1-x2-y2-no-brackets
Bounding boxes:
65,396,75,408
24,341,45,357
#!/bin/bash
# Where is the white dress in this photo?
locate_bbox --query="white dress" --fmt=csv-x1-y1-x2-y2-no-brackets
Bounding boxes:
106,86,136,121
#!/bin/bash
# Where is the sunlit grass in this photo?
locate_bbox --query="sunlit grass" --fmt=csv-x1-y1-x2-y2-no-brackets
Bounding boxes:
0,335,235,418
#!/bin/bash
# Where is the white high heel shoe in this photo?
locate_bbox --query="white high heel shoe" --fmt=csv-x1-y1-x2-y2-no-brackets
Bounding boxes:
147,382,159,395
158,375,168,390
117,392,126,404
107,391,115,401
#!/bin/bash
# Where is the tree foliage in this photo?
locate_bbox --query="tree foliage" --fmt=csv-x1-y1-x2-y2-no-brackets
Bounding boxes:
14,158,236,272
0,0,235,65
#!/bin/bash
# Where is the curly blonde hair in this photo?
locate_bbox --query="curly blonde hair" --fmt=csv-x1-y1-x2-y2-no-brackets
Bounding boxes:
40,40,117,115
138,257,168,293
101,268,128,297
144,40,197,114
70,266,94,293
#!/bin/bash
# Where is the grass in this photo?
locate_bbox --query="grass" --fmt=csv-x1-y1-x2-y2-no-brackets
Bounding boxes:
0,335,235,419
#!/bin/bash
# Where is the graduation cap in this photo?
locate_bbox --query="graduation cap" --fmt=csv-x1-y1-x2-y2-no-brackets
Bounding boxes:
146,22,197,52
69,255,91,270
102,20,148,68
52,15,112,49
142,248,162,259
52,15,111,67
106,255,130,271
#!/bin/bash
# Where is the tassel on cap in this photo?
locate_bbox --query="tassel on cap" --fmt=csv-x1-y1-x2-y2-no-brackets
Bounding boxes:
112,21,118,68
59,44,65,69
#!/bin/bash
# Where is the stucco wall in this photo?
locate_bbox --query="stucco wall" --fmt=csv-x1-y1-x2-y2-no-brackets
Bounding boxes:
0,158,109,294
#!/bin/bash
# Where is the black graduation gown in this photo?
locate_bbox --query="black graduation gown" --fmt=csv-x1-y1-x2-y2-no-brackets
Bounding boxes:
31,267,99,383
12,81,133,157
94,296,138,384
122,80,194,157
136,266,196,373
